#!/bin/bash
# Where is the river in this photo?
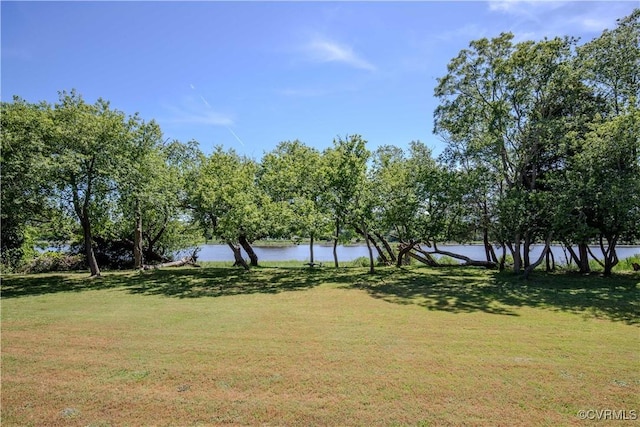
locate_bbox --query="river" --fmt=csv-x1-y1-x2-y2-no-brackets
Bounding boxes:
192,243,640,264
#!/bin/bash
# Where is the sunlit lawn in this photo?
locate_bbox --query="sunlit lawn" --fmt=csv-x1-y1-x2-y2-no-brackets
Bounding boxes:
2,265,639,426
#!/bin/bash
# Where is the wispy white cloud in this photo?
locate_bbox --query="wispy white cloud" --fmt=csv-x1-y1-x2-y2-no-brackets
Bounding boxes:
162,97,234,127
301,37,376,71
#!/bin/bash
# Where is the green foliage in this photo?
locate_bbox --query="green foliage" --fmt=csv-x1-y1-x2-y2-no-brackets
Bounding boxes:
434,10,640,273
349,256,371,267
188,146,266,242
617,254,640,271
0,98,53,268
435,255,459,266
2,10,638,274
258,140,330,240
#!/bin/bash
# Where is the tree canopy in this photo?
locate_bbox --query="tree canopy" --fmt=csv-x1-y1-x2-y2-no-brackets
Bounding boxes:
2,9,638,276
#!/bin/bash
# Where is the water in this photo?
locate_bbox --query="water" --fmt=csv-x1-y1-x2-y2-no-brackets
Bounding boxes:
194,243,640,263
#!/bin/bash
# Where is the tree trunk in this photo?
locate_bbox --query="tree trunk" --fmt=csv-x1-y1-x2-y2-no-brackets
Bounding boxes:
353,224,387,265
238,234,258,267
143,256,199,270
406,246,439,267
564,244,580,266
81,216,100,277
309,232,315,264
586,245,605,269
227,241,249,270
523,236,551,279
144,214,169,261
577,242,591,274
499,243,507,272
333,218,339,268
523,234,531,268
426,242,496,268
483,229,498,263
134,199,143,269
396,241,417,268
512,235,522,274
545,249,555,272
600,234,619,276
361,220,375,274
375,231,396,263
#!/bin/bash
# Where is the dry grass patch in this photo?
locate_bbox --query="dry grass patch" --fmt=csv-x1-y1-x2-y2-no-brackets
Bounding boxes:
2,266,639,426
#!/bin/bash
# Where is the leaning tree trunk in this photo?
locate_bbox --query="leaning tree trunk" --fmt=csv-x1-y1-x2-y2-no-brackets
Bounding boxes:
523,235,552,280
375,231,396,263
600,234,619,277
134,199,143,269
143,254,199,270
361,220,375,274
367,234,388,265
238,234,258,267
81,216,100,277
396,241,417,268
483,228,498,263
353,224,387,265
227,241,249,270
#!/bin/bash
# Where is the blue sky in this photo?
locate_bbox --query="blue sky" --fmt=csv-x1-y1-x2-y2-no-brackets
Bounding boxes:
2,1,638,159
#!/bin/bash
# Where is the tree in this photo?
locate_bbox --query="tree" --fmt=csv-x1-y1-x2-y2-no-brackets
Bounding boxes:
46,90,134,277
572,110,640,275
0,98,53,269
434,34,588,273
117,127,201,269
258,140,330,264
323,135,372,271
188,146,266,269
571,9,640,274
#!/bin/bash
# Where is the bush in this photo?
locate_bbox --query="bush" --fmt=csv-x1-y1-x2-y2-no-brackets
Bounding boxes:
435,255,460,265
616,254,640,272
20,251,85,273
350,256,370,267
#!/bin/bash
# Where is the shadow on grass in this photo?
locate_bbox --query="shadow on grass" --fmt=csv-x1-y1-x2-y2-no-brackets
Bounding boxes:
0,266,355,299
0,274,112,298
118,266,356,298
2,265,638,324
347,267,640,325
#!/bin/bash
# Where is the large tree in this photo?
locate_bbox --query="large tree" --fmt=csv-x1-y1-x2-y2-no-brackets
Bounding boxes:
434,34,595,273
258,140,330,264
323,135,372,270
188,146,267,269
46,90,134,277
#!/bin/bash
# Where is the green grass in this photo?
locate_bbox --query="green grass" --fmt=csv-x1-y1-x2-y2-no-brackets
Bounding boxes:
2,265,639,426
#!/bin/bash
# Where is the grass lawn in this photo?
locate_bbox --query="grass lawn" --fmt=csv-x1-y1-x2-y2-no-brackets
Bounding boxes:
1,265,639,426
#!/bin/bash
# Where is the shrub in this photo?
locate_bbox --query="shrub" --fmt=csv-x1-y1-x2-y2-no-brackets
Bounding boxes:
435,255,460,265
350,256,370,267
20,251,85,273
616,254,640,272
